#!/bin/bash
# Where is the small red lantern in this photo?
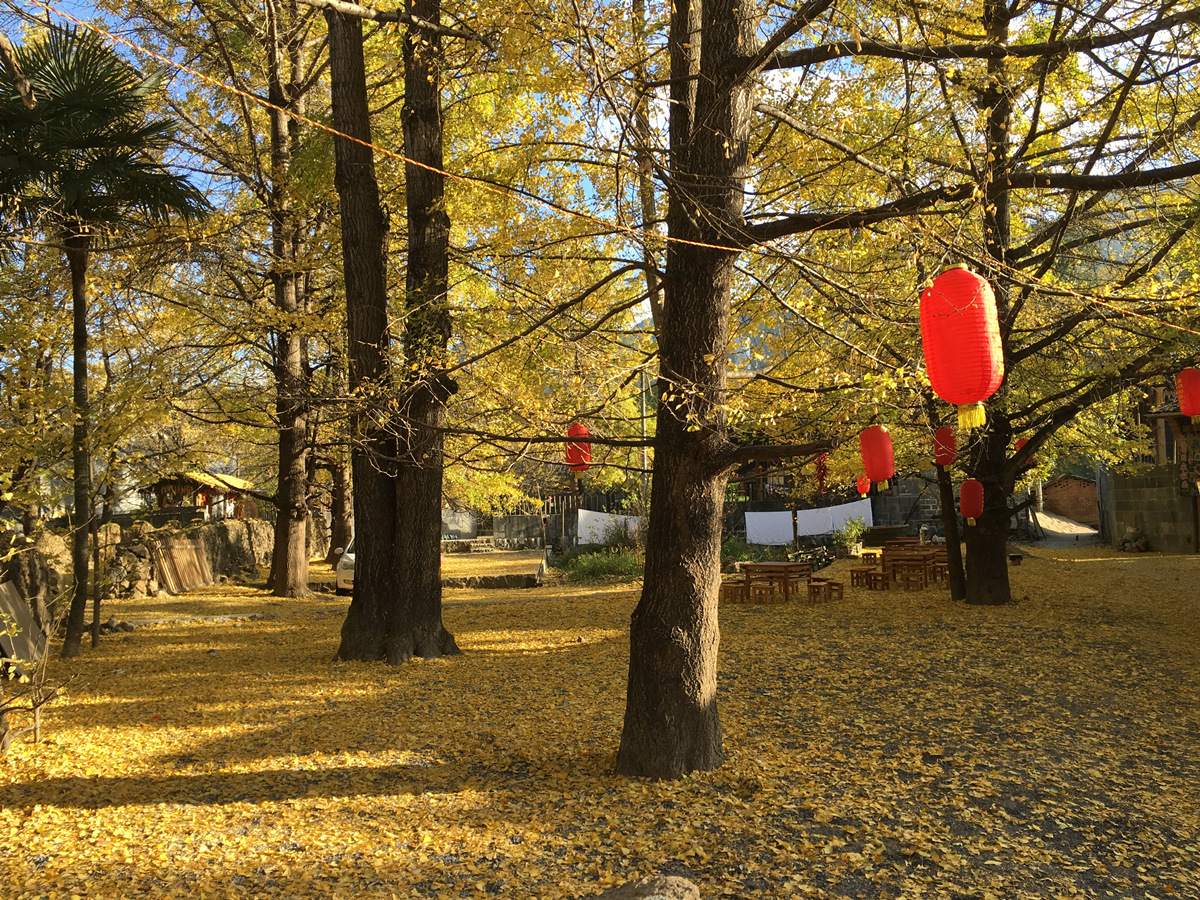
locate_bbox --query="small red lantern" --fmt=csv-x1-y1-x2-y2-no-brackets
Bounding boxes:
859,425,895,491
920,266,1004,430
565,423,591,472
856,475,871,497
1177,368,1200,423
933,426,957,467
1014,437,1035,467
960,479,984,525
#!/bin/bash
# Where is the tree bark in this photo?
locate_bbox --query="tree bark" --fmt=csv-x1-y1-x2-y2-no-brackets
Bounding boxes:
61,230,92,659
964,475,1014,605
616,0,754,778
960,0,1017,607
325,8,401,660
324,459,353,564
935,463,966,601
266,0,312,597
389,0,459,661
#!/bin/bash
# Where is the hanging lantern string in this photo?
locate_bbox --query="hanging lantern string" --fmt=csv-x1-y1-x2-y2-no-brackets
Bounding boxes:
21,0,1200,341
19,0,755,259
911,224,1200,338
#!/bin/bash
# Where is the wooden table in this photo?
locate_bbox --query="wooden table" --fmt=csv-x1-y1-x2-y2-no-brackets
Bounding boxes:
882,548,937,585
742,561,812,603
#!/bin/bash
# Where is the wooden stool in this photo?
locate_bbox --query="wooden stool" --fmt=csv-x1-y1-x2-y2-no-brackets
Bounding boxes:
860,550,881,565
931,561,949,584
750,582,779,604
865,570,890,590
807,580,831,603
899,569,926,591
850,566,874,587
816,579,844,601
719,581,747,603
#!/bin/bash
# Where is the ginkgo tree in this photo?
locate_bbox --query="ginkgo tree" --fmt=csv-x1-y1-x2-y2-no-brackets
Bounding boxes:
559,0,1200,777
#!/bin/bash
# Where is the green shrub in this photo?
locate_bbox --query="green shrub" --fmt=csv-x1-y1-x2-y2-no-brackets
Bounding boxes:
558,548,644,582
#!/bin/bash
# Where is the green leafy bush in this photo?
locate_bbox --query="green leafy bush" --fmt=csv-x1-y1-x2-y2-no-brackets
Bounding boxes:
557,548,644,582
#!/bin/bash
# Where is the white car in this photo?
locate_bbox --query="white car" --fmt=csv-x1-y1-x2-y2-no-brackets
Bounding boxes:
334,538,354,595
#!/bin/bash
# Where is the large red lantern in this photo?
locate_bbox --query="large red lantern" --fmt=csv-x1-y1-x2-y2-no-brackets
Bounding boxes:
856,475,871,497
960,479,984,525
920,266,1004,430
1177,368,1200,423
565,423,591,472
859,425,895,491
933,426,957,467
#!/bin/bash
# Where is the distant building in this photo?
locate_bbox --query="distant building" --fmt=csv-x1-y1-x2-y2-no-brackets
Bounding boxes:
141,471,256,521
1096,388,1198,554
1042,474,1098,526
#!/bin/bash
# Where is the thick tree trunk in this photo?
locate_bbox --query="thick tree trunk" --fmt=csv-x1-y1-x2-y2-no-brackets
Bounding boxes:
961,0,1017,607
325,9,401,661
935,463,967,601
388,0,459,661
963,475,1013,605
617,415,726,776
391,397,458,660
616,0,754,778
61,231,91,659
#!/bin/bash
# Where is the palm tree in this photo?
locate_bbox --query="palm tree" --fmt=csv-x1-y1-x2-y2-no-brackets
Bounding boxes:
0,26,210,657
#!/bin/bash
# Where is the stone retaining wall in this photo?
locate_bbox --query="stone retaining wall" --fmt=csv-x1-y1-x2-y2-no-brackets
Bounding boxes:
1099,464,1199,554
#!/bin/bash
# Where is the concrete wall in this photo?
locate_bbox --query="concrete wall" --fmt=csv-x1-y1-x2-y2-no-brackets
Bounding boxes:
441,510,477,539
1101,464,1199,554
1042,477,1098,525
493,513,578,547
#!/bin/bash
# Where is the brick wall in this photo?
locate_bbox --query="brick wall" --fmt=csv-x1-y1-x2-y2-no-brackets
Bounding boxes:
1042,477,1098,525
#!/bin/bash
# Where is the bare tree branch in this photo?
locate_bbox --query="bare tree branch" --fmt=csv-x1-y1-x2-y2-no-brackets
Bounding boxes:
0,30,35,108
294,0,493,49
765,8,1200,71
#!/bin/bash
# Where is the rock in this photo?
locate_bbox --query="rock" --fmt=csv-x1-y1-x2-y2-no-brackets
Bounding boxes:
207,649,220,656
589,876,701,900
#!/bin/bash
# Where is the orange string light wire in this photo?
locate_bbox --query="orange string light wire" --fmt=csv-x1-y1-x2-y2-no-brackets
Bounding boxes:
21,0,1200,339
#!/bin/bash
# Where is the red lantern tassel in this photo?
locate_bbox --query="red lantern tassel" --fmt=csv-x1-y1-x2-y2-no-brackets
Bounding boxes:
957,402,987,430
967,517,976,526
878,479,889,491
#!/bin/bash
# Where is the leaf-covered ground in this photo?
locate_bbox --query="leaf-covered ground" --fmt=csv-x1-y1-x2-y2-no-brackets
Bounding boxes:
2,546,1199,899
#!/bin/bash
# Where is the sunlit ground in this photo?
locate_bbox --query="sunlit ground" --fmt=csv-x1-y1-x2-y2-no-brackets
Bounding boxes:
2,547,1198,899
